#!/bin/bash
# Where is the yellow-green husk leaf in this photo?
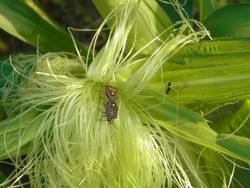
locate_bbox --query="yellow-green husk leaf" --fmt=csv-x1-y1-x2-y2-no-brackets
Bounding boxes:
92,0,174,55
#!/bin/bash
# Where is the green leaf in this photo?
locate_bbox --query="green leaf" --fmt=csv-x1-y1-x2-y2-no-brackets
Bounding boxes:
0,0,88,54
139,88,204,123
157,118,250,163
161,38,250,113
206,99,250,138
216,134,250,162
142,89,250,163
0,110,44,160
204,4,250,37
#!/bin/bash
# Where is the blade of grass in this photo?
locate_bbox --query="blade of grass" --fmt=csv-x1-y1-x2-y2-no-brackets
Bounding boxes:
0,0,88,54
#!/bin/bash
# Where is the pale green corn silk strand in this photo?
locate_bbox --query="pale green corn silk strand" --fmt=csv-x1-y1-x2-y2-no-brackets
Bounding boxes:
0,0,235,187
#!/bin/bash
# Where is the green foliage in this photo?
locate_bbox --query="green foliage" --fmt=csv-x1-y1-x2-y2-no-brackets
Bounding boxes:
0,0,250,187
204,4,250,37
0,0,88,53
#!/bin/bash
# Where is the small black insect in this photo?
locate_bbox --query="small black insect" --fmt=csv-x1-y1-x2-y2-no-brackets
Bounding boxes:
105,101,118,122
166,82,171,94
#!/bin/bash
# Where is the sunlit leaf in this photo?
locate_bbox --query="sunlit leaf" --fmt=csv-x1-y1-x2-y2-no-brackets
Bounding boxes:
204,4,250,37
216,134,250,162
160,38,250,114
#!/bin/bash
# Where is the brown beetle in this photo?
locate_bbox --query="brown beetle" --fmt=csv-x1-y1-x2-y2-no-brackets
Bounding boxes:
104,86,119,102
105,101,118,122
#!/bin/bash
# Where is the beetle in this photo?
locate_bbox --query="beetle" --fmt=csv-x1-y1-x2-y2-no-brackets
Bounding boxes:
104,101,118,122
104,86,119,102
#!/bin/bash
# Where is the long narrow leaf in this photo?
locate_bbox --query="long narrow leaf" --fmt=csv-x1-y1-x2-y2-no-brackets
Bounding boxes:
0,0,88,54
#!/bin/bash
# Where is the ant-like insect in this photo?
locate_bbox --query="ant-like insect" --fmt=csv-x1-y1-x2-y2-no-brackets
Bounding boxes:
166,82,171,94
